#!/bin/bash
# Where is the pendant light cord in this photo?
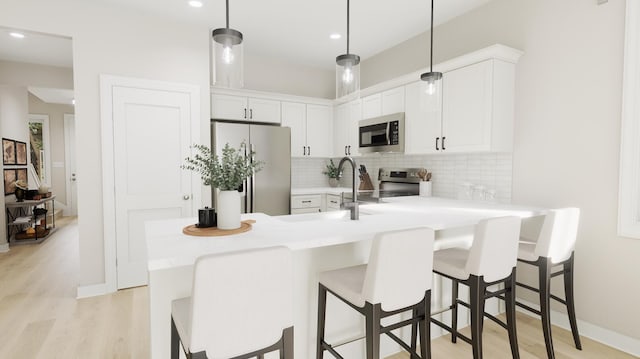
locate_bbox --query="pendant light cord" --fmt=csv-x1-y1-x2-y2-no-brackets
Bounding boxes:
347,0,350,54
226,0,230,29
429,0,434,72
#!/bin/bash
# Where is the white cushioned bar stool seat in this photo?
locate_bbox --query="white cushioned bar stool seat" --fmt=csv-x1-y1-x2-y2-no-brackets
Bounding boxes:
431,216,522,359
516,208,582,359
171,246,294,359
316,227,436,359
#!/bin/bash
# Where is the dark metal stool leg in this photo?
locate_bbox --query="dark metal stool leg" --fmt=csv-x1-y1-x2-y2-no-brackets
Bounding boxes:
282,326,294,359
410,307,419,359
469,276,486,359
539,258,555,359
564,255,582,350
421,291,432,359
451,278,459,343
365,303,381,359
171,316,180,359
505,270,520,359
316,285,328,359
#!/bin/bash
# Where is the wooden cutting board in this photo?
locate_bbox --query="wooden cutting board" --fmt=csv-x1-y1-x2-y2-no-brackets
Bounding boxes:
182,219,256,237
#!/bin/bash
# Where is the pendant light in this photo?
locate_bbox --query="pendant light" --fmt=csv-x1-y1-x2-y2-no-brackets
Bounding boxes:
336,0,360,98
420,0,442,95
212,0,244,88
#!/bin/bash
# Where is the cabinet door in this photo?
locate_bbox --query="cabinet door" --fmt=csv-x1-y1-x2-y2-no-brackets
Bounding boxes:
333,103,349,156
442,60,493,152
361,93,381,119
248,98,281,124
405,81,442,154
382,87,405,115
281,102,307,157
348,99,362,156
306,104,333,158
211,94,248,121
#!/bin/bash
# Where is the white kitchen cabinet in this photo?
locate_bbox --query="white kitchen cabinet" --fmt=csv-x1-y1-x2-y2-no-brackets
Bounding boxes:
333,100,360,157
405,59,515,154
361,87,405,120
282,102,332,158
291,194,322,214
325,194,341,211
211,94,281,124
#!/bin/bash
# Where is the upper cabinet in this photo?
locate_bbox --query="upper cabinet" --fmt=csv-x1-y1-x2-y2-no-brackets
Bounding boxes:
212,94,281,124
333,99,361,157
405,58,516,154
361,87,405,120
281,102,332,158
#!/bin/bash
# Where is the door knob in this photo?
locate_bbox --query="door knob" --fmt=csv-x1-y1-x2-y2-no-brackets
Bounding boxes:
183,195,190,200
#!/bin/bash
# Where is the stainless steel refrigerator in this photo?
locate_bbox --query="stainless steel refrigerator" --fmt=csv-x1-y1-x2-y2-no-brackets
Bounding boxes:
211,121,291,215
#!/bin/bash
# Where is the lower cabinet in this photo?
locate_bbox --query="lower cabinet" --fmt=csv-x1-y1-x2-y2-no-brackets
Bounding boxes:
325,194,341,212
291,194,322,214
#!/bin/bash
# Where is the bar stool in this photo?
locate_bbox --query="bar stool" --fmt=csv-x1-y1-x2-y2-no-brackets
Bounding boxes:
316,227,435,359
431,216,522,359
516,208,581,359
171,246,294,359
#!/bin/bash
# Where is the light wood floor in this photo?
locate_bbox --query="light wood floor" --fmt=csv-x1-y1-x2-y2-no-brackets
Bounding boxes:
0,218,635,358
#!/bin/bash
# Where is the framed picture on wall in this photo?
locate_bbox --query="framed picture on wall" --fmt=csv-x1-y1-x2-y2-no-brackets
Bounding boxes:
2,138,15,165
16,168,27,183
3,169,16,195
15,141,27,165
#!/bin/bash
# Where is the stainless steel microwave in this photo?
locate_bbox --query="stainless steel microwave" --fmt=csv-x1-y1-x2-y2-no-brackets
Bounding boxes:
358,112,405,153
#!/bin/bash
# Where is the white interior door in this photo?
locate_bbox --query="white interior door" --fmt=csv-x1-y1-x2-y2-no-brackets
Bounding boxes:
63,114,77,216
109,81,198,289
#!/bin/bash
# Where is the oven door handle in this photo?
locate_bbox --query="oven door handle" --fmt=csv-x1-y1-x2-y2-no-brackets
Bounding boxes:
386,122,391,145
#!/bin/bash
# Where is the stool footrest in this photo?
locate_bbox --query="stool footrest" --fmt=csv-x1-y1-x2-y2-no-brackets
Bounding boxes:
431,317,473,345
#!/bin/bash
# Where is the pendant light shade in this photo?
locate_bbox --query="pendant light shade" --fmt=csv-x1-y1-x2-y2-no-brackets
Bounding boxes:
420,0,442,96
336,0,360,98
212,0,244,88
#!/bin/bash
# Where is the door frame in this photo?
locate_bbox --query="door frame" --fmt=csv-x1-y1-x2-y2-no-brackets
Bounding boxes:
27,113,52,186
63,113,76,216
100,75,201,293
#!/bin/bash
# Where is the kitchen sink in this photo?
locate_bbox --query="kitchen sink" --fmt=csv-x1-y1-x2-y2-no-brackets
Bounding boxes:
276,209,373,223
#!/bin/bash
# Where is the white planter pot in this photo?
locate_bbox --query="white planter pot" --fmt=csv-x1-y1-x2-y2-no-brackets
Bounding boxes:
419,181,432,197
217,190,241,230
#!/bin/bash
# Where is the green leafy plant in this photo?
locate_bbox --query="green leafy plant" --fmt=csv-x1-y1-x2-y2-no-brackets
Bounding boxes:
181,143,263,191
323,159,340,179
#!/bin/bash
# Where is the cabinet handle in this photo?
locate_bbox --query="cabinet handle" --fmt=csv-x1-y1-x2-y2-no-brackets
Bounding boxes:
302,200,312,203
436,137,440,151
250,109,253,119
303,146,306,156
344,146,348,155
244,108,247,119
307,146,311,156
348,145,351,155
442,136,446,151
330,200,338,204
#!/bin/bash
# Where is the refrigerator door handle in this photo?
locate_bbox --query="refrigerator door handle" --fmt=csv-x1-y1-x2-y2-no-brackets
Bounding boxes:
250,143,256,213
242,143,248,212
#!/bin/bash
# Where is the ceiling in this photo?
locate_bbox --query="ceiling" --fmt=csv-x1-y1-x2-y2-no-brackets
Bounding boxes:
0,0,491,72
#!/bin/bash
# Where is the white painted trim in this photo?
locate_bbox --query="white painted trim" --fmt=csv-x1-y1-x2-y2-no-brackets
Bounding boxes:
28,114,52,186
100,75,201,293
618,0,640,239
0,243,9,253
76,283,108,299
336,44,524,104
517,299,640,357
63,114,76,216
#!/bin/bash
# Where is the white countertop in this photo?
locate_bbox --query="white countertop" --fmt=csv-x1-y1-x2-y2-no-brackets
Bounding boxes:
291,187,352,195
146,196,545,272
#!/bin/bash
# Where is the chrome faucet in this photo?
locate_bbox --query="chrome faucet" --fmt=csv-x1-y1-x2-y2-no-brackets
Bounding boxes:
338,156,359,220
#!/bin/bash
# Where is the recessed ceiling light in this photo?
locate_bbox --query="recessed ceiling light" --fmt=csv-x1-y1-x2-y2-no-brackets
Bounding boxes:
188,0,203,8
330,33,341,40
9,32,25,39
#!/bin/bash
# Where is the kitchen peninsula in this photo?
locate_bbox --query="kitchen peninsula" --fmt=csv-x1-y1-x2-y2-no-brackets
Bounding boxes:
146,196,545,359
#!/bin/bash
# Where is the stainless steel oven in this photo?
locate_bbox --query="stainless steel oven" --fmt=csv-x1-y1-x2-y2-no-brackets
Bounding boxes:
358,113,405,153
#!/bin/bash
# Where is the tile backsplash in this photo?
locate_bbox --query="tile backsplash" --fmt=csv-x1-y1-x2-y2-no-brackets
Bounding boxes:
292,153,513,203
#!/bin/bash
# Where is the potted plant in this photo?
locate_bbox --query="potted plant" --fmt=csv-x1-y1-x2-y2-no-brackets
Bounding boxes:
323,159,340,187
181,143,263,230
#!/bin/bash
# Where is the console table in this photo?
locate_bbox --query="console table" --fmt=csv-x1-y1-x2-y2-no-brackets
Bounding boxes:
5,195,56,245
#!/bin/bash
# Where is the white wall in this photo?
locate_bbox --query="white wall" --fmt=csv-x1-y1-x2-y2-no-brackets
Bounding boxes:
0,0,334,288
362,0,639,343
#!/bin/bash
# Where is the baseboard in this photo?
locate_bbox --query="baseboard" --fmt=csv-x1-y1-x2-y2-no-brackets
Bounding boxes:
517,299,640,357
0,243,9,253
76,283,108,299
